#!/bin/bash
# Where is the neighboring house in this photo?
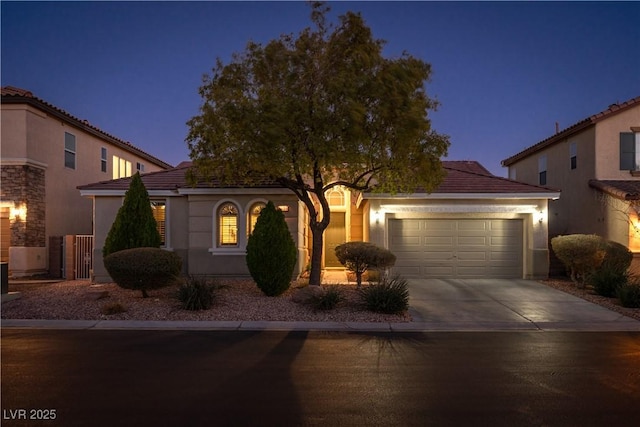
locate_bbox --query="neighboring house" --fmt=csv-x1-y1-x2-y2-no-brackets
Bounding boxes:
79,161,559,283
0,86,173,277
501,96,640,272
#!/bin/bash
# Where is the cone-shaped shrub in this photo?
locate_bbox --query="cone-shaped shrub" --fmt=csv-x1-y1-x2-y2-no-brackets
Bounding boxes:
103,172,161,258
246,201,297,296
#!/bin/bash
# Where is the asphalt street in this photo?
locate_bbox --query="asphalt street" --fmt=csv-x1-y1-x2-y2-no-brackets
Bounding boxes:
2,329,640,426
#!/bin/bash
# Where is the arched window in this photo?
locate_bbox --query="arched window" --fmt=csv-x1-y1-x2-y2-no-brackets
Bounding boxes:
218,203,238,246
247,202,266,236
327,187,346,208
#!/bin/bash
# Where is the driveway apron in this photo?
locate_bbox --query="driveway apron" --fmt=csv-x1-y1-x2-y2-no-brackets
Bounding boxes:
408,278,640,330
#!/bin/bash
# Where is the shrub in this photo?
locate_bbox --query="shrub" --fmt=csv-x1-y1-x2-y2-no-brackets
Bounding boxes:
359,275,409,314
601,241,633,272
103,172,162,258
589,264,629,297
335,241,396,288
246,201,297,296
100,302,127,315
551,234,605,287
104,247,182,298
308,286,344,310
617,281,640,308
177,276,218,311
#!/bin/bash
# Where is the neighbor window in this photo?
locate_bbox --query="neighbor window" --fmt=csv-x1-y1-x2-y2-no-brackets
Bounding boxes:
112,155,132,179
64,132,76,169
137,162,145,173
151,201,166,246
538,155,547,186
218,203,238,246
247,202,266,237
569,142,577,170
101,147,107,173
620,132,640,171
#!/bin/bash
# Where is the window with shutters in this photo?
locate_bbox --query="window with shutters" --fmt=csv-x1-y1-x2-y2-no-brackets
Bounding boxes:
218,202,239,246
151,201,166,246
538,155,547,186
620,132,639,171
64,133,76,169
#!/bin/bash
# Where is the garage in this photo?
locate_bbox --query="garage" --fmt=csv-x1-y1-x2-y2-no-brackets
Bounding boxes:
389,218,523,279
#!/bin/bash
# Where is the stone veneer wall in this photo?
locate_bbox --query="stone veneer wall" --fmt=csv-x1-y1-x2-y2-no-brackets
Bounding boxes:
0,165,46,247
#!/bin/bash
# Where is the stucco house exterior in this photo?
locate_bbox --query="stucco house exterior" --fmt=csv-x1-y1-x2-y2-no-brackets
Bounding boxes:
79,160,559,283
501,96,640,272
0,86,172,277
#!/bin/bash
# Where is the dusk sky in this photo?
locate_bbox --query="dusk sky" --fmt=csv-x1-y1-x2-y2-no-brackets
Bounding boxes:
2,1,639,176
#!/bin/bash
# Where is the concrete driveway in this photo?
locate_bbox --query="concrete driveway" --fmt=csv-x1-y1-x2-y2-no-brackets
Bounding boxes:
407,278,640,331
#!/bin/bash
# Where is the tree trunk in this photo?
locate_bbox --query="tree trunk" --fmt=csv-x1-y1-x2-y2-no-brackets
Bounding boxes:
309,226,324,286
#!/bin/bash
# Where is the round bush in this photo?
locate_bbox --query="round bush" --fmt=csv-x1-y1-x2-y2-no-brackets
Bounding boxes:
246,201,297,296
104,247,182,298
551,234,605,286
601,241,633,272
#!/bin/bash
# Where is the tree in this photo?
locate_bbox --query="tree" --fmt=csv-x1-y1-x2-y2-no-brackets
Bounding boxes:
246,201,297,296
335,241,396,288
187,2,449,285
103,172,161,257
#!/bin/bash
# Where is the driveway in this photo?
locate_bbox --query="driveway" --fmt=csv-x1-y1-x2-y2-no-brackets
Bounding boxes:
407,278,640,331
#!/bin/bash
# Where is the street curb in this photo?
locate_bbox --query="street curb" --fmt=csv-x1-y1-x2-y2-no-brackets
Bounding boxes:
2,318,640,332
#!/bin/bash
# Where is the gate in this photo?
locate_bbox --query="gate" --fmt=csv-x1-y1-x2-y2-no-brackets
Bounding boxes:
75,235,94,279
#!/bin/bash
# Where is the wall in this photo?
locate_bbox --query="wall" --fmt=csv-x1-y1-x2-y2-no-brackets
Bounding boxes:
594,104,640,179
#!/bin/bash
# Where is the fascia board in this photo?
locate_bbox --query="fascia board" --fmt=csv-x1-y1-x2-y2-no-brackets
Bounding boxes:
364,192,561,200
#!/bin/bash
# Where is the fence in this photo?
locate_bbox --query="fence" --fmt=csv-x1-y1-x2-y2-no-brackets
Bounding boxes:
74,235,94,280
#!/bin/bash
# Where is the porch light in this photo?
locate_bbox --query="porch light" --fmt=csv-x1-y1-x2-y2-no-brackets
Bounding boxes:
536,210,544,224
373,210,382,224
11,204,26,221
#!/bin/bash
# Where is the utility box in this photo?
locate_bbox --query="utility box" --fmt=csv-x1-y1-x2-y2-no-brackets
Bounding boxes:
1,262,8,294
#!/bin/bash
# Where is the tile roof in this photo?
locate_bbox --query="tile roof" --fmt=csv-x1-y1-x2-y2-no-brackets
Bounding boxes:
502,96,640,166
79,160,558,197
1,86,173,170
589,180,640,201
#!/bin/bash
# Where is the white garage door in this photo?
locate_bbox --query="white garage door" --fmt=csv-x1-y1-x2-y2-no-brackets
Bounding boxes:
389,219,523,278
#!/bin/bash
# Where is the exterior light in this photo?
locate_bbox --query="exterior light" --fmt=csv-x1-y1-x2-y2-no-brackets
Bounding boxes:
11,204,26,221
277,205,289,212
536,210,544,224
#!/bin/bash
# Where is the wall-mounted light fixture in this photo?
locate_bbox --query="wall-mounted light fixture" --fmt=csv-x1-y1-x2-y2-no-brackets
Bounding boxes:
536,210,544,224
11,204,26,221
373,210,382,224
277,205,289,212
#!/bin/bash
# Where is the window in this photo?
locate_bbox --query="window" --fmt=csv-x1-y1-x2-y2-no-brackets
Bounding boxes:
538,155,547,186
112,155,132,179
569,142,577,170
218,203,238,246
247,202,266,236
137,162,145,173
101,148,107,173
64,132,76,169
326,187,346,208
151,201,166,246
620,132,639,171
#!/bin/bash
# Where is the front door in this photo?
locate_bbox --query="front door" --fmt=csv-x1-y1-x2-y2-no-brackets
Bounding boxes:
324,212,346,267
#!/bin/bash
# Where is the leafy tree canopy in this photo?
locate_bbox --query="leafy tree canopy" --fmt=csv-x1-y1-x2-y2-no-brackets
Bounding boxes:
187,2,449,285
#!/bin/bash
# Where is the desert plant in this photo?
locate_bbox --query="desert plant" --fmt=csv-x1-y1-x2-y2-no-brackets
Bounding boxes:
589,264,629,297
246,201,297,296
177,276,218,311
551,234,606,287
617,280,640,308
308,286,344,310
100,302,127,315
335,241,396,288
359,275,409,314
104,247,182,298
103,172,161,258
601,240,633,272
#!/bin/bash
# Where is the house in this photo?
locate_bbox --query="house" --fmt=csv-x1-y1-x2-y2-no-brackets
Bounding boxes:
0,86,173,277
501,96,640,272
79,160,559,283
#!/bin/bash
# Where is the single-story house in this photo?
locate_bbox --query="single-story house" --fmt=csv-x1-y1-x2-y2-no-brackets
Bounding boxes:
79,160,560,283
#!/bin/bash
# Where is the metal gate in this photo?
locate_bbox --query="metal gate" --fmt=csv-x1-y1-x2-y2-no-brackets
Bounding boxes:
75,235,94,279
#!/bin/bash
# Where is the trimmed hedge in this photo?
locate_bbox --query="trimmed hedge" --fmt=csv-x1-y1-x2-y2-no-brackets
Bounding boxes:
551,234,605,287
104,247,182,298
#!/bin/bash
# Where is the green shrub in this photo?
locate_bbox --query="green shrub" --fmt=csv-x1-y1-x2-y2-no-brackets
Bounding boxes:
335,241,396,288
246,201,297,296
601,241,633,272
551,234,605,287
177,276,218,311
589,264,629,297
359,275,409,314
309,286,344,310
104,247,182,298
103,172,162,258
617,281,640,308
100,302,127,315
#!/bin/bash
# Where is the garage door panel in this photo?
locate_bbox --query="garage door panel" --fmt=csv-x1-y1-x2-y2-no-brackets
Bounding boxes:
389,218,523,279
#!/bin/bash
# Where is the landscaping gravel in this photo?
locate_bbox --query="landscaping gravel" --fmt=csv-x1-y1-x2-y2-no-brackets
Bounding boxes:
1,279,411,323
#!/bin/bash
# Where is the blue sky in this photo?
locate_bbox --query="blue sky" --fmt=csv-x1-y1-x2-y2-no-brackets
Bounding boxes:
2,1,639,176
